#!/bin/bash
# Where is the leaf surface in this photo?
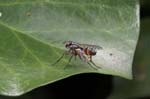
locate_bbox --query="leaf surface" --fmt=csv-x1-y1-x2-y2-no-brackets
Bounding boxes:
0,0,139,96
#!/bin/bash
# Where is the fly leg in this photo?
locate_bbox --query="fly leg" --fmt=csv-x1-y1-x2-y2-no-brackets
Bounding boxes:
76,50,97,70
64,54,74,69
77,51,87,62
87,62,99,70
51,52,66,66
74,55,77,61
64,49,78,69
90,60,101,69
67,54,74,64
52,49,71,66
89,56,101,69
73,50,77,61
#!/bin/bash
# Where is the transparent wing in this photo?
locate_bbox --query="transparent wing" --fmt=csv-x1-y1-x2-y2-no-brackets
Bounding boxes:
79,44,103,49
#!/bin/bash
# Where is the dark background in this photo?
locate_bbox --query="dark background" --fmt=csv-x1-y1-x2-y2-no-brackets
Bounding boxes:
0,0,150,99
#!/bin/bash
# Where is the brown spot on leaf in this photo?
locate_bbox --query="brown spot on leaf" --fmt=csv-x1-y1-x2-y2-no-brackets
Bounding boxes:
109,53,113,56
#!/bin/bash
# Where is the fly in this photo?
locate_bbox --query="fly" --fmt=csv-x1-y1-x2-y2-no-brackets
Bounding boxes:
52,41,102,70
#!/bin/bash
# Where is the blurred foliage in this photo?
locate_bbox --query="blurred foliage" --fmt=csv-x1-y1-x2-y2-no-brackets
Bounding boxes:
141,0,150,17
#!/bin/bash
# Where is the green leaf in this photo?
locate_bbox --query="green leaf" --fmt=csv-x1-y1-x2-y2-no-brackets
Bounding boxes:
0,0,139,96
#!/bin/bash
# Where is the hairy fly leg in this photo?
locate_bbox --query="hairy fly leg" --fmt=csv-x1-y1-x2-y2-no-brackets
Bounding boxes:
52,50,71,66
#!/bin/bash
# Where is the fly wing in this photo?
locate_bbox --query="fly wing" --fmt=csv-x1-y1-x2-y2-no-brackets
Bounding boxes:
79,44,103,50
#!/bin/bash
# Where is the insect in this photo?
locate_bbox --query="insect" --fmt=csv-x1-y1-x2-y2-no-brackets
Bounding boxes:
52,41,102,70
